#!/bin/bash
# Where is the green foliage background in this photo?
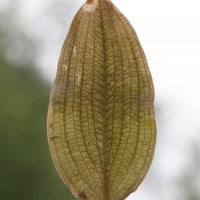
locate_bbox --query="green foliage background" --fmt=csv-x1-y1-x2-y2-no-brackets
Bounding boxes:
0,46,76,200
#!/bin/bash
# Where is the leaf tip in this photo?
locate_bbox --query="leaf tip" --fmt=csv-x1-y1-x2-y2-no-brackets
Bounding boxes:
86,0,94,4
83,0,98,12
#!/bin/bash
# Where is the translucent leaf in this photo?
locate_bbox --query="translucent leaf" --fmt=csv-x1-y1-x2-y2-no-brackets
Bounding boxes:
47,0,156,199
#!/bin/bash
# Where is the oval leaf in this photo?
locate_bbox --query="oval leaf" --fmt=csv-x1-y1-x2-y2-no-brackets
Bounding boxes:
47,0,156,199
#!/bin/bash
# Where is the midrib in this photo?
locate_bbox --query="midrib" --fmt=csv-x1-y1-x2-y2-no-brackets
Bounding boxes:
99,0,110,199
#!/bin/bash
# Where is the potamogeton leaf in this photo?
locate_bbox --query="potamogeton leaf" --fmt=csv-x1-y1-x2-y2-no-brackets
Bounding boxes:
47,0,156,200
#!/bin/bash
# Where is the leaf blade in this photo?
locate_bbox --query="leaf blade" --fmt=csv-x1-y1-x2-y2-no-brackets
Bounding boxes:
47,0,156,200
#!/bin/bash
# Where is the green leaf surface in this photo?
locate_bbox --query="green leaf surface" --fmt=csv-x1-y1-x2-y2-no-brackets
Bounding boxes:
47,0,156,199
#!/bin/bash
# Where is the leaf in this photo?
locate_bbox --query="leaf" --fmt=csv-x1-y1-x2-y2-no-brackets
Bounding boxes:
47,0,156,200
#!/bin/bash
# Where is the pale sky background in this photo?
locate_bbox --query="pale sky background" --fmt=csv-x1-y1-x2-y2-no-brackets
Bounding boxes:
1,0,200,199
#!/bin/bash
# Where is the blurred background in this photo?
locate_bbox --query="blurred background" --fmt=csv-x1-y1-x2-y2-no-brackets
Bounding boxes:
0,0,200,199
